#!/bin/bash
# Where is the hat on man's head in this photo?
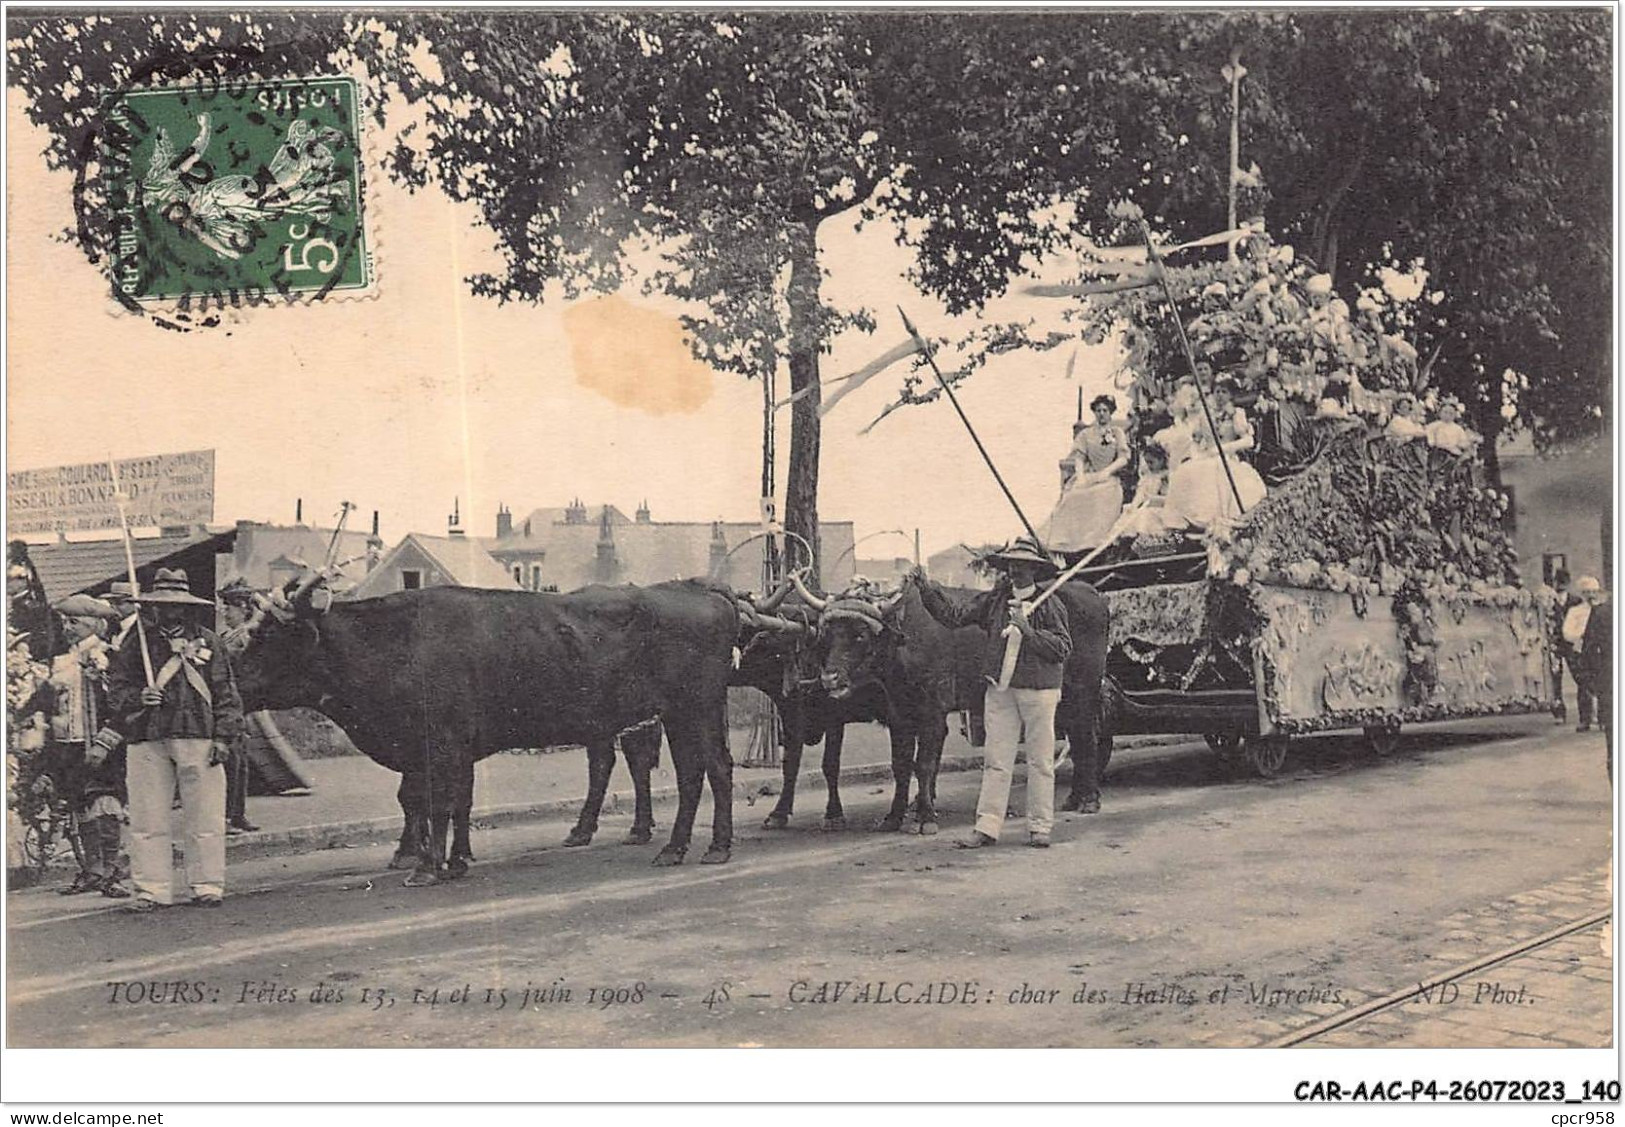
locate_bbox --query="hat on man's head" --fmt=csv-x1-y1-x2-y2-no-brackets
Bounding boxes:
53,593,118,620
134,567,213,607
984,536,1061,573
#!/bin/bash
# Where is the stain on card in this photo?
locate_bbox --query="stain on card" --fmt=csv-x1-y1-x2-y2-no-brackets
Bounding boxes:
564,294,714,414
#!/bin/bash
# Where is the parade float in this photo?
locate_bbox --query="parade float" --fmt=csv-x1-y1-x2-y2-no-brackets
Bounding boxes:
1064,231,1557,777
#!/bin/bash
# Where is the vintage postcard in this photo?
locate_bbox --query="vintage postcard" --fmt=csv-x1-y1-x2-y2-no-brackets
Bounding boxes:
2,4,1615,1106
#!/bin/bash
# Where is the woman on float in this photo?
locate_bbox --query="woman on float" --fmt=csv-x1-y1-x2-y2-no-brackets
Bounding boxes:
1044,394,1130,552
1211,378,1257,456
1118,441,1176,541
1164,402,1269,534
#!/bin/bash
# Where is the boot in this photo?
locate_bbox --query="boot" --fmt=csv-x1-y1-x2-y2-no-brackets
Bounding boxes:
95,815,130,898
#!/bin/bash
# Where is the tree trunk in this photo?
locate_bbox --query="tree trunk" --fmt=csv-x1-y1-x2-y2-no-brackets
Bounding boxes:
1472,358,1505,490
783,218,823,587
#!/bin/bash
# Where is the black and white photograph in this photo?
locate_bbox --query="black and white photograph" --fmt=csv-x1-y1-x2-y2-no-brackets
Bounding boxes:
1,2,1616,1114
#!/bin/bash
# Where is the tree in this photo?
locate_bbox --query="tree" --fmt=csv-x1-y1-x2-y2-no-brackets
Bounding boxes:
1043,10,1612,474
348,12,1178,581
11,10,1608,544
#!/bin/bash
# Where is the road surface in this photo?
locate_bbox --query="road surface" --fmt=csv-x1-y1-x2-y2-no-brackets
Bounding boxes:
6,715,1612,1049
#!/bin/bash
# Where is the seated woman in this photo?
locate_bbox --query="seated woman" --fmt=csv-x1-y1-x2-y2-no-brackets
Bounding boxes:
1426,395,1480,456
1164,419,1269,533
1385,393,1428,441
1211,379,1256,456
1152,381,1201,468
1119,441,1176,541
1044,394,1129,552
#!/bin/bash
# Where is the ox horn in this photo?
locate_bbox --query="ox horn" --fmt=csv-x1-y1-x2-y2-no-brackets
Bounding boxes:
753,577,794,615
787,571,827,613
754,613,807,636
878,587,907,616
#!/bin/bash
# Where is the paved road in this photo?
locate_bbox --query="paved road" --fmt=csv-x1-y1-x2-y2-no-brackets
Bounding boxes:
6,715,1611,1049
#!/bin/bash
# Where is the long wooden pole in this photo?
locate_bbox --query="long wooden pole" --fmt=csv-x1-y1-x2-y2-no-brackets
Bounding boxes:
1137,222,1247,514
898,306,1047,552
108,457,154,686
1226,49,1245,263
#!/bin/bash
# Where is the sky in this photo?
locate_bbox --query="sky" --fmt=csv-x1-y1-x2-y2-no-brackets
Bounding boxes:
6,94,1124,562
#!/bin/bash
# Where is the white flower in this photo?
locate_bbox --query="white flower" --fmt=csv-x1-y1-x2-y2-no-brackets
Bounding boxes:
1379,265,1428,303
1232,568,1252,587
1305,274,1333,297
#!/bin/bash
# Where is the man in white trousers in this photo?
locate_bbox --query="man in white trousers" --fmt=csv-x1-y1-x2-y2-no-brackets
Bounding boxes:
101,568,244,912
909,538,1073,848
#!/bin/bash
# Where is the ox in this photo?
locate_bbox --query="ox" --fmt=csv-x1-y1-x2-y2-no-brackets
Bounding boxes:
232,579,739,882
804,576,1111,826
784,579,993,834
731,598,888,831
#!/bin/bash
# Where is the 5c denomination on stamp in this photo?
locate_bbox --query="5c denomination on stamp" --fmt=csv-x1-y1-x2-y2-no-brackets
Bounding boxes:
101,75,372,305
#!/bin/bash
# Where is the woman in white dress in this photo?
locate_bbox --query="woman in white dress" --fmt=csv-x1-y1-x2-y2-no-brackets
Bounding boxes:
1119,441,1175,541
1164,392,1268,533
1426,396,1480,456
1045,395,1129,551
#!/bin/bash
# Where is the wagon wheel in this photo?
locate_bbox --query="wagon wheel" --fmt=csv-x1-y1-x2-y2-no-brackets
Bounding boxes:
1240,733,1289,779
1204,732,1243,761
1363,722,1402,757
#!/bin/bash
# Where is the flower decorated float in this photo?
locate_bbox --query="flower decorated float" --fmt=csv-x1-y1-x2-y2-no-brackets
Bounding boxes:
1063,232,1557,777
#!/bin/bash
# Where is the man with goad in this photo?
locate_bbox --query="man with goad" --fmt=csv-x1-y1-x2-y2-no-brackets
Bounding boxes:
908,538,1073,849
101,568,245,912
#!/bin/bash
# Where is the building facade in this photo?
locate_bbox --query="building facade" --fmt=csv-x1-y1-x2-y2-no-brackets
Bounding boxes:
1498,429,1613,590
482,500,856,594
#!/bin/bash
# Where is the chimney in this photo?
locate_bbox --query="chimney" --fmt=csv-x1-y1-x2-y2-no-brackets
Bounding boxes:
708,520,729,575
594,505,618,582
448,497,464,537
496,503,513,539
566,497,587,525
635,499,651,524
296,498,303,525
371,510,380,537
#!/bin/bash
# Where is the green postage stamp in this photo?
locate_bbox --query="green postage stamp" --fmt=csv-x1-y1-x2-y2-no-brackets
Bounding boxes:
102,76,372,304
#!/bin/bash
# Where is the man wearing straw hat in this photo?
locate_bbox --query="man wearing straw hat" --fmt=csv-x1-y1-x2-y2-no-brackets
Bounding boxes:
102,568,245,911
908,537,1073,848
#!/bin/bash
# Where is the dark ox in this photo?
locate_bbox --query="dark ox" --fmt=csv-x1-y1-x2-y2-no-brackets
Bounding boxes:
802,584,994,833
730,598,892,831
813,580,1111,825
233,580,739,882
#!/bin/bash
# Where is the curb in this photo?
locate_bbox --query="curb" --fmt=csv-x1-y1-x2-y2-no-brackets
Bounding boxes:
224,754,989,859
226,733,1199,860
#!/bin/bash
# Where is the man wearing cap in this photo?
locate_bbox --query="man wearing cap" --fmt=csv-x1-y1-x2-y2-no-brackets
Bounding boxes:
908,537,1073,848
45,593,130,897
102,568,245,911
217,578,260,834
106,581,140,653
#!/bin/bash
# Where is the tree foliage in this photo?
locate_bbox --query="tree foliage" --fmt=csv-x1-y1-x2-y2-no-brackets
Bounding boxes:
8,10,1610,561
